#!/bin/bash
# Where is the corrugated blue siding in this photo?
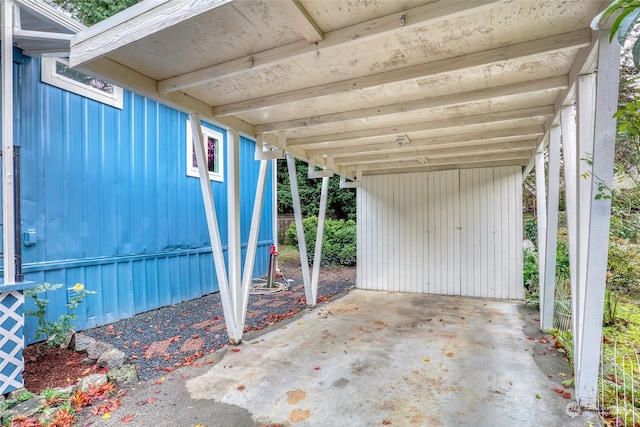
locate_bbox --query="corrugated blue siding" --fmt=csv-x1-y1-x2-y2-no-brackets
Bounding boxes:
8,54,273,344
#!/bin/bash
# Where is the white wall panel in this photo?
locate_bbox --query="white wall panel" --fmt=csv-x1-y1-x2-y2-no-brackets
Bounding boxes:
357,166,523,299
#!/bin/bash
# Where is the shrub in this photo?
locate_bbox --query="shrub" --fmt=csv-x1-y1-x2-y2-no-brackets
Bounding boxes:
607,240,640,294
286,216,356,266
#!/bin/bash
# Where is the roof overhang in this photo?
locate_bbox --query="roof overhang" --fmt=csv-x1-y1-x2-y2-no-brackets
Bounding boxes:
69,0,607,180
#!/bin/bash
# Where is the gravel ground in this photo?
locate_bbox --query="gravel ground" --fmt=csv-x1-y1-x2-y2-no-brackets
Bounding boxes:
82,273,354,381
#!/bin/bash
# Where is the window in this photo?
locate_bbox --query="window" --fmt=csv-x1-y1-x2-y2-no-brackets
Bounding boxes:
41,57,123,109
186,120,224,182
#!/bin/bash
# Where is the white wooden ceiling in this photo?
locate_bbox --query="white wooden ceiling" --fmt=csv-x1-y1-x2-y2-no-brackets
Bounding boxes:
69,0,606,180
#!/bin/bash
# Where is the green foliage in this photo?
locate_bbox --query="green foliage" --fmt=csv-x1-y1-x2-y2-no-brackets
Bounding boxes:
523,248,538,291
277,158,356,221
603,288,621,326
52,0,140,26
607,240,640,293
286,216,357,266
524,218,537,245
25,282,96,347
592,0,640,67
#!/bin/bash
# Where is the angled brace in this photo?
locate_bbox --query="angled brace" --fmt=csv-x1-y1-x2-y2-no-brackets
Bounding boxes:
254,134,284,160
308,157,334,179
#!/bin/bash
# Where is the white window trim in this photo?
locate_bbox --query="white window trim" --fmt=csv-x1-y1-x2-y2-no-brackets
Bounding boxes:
41,57,123,109
186,120,224,182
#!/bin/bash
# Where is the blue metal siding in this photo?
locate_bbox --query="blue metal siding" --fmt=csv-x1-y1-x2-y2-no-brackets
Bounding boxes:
10,55,273,344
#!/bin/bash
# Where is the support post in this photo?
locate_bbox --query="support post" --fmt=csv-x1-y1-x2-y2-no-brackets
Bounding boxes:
309,176,329,306
541,126,561,331
2,0,15,284
535,150,547,303
574,72,596,387
189,114,237,341
227,129,243,343
286,154,312,301
560,104,579,368
575,31,620,409
240,159,269,328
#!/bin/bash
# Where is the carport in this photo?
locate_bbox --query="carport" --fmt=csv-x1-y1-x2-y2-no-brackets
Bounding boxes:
61,0,618,409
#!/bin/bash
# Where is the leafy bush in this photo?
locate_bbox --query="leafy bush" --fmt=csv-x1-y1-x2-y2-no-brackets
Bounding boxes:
524,218,537,245
286,216,356,266
607,240,640,294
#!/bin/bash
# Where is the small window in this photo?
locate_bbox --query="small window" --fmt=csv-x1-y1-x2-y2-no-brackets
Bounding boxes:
186,120,224,182
41,57,123,109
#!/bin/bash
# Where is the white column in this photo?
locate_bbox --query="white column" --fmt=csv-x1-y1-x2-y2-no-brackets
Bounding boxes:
574,72,596,389
189,114,237,341
239,159,269,328
560,105,578,343
2,0,15,284
541,126,561,331
286,154,312,301
309,176,329,306
535,150,547,301
575,31,620,409
227,129,243,343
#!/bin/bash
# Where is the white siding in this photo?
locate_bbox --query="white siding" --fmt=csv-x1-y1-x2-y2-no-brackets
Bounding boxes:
357,166,523,299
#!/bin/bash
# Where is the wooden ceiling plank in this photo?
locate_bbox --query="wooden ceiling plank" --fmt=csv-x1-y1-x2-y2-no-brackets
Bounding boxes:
307,126,543,157
254,75,568,134
286,105,553,146
70,0,233,68
274,0,323,42
359,159,527,176
359,151,532,172
157,0,501,94
214,29,590,117
336,140,537,165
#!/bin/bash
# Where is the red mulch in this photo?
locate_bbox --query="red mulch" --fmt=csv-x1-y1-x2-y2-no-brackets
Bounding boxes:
22,343,105,394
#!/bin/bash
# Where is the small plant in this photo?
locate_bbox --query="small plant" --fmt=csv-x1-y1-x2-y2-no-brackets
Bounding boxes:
25,282,96,347
603,287,620,327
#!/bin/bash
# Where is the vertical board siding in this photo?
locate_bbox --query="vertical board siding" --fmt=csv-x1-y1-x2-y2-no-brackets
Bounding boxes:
11,56,274,344
357,167,523,299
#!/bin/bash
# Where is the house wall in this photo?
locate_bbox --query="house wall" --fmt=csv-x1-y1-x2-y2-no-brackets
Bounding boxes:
7,52,274,344
357,166,523,299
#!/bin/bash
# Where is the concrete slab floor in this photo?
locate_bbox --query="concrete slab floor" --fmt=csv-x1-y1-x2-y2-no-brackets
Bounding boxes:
81,289,601,426
184,290,599,426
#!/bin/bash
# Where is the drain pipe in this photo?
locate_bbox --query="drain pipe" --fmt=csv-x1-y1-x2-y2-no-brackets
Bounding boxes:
13,146,22,282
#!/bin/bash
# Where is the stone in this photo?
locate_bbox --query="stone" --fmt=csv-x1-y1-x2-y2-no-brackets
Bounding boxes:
6,388,28,400
54,384,77,396
86,340,113,361
1,396,46,421
107,364,139,386
38,406,58,426
97,348,128,369
77,373,108,392
74,333,96,353
523,239,536,251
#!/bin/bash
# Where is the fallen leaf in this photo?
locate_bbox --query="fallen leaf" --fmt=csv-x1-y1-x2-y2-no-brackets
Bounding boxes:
535,394,541,399
314,367,321,370
102,413,111,419
558,372,566,377
383,421,392,425
424,358,430,363
562,391,572,399
232,348,241,353
237,385,246,391
182,374,190,379
120,414,136,423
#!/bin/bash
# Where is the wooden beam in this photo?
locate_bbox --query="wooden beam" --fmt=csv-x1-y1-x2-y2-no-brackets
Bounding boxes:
254,76,568,134
359,159,527,176
157,0,501,94
286,105,553,146
336,140,537,165
274,0,323,42
307,126,544,157
214,29,590,117
355,151,532,172
70,0,233,68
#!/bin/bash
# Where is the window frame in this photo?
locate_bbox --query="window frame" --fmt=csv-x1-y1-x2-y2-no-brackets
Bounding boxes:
41,57,124,109
185,120,224,182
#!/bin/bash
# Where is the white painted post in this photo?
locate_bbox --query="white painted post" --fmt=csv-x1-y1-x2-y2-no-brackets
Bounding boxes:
240,159,269,328
309,176,329,306
286,154,312,302
2,0,15,284
575,31,620,409
541,126,561,331
189,114,237,341
574,72,596,387
535,150,547,305
560,105,578,342
226,129,243,343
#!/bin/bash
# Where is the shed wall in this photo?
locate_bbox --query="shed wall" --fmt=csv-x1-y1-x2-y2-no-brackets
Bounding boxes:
357,167,523,299
8,54,274,344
